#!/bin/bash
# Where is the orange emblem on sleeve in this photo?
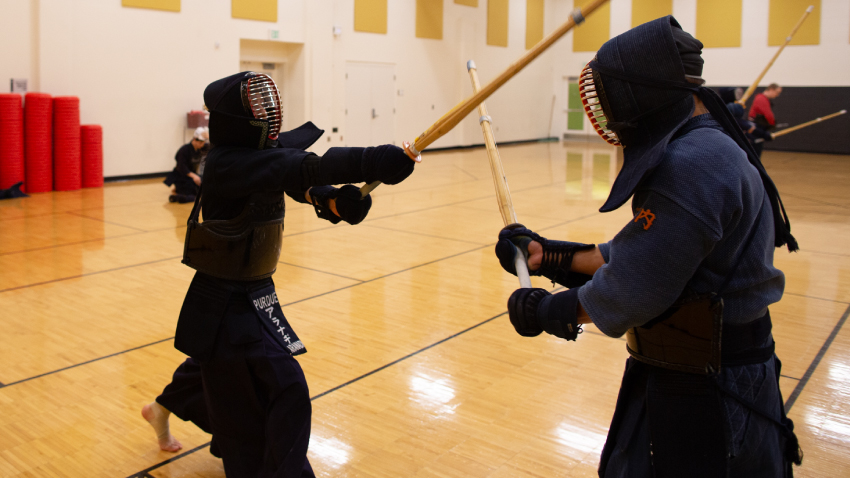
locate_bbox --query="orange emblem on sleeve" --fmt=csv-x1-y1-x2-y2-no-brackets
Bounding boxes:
634,208,655,230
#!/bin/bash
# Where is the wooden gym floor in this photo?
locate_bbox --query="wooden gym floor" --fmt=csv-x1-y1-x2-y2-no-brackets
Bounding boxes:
0,140,848,477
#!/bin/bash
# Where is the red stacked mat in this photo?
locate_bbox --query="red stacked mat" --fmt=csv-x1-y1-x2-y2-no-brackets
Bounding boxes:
81,125,103,188
24,93,53,193
53,96,81,191
0,94,25,191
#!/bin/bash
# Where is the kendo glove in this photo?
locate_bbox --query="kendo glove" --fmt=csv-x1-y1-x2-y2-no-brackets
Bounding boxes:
495,224,595,288
507,288,582,340
362,144,415,185
309,185,372,225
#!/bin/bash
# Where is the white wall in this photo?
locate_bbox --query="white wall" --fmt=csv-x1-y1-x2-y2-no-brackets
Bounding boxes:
0,0,848,177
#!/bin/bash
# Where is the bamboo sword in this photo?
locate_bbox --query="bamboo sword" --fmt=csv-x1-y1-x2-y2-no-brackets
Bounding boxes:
737,5,814,106
360,0,611,197
754,109,847,143
467,60,532,289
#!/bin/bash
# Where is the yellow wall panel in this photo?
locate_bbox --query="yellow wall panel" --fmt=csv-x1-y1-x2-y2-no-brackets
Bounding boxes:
769,0,820,46
631,0,672,28
455,0,478,6
573,0,610,52
696,0,742,48
232,0,277,22
416,0,444,39
526,0,545,49
487,0,509,47
355,0,388,34
121,0,180,12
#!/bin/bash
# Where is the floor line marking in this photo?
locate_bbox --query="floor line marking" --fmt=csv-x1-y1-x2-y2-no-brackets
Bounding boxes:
66,210,150,232
783,292,850,305
785,303,850,412
277,262,366,283
1,337,175,388
0,256,183,294
125,442,212,478
360,223,485,245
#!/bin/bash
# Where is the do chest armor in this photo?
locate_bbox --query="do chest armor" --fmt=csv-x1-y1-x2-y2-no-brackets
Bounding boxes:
182,191,285,281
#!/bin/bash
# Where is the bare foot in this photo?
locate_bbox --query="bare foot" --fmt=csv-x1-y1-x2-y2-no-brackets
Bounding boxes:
142,401,183,452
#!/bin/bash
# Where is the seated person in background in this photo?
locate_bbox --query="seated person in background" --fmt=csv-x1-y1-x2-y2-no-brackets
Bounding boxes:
719,87,773,147
164,126,209,203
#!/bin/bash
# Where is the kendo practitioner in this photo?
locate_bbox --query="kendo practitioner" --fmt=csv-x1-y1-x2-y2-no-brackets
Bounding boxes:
155,71,415,477
164,126,209,203
719,88,773,150
495,18,802,477
748,83,783,158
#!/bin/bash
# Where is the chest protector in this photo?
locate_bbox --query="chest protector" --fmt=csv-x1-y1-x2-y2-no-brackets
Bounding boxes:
182,188,285,281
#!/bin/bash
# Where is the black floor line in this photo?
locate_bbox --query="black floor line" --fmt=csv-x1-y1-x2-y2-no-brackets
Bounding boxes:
125,311,508,477
66,210,150,232
0,233,140,256
785,303,850,412
126,442,212,478
278,243,492,308
309,311,507,401
361,223,485,245
780,374,801,381
0,337,174,389
0,256,183,294
783,291,850,305
782,192,850,210
277,261,366,283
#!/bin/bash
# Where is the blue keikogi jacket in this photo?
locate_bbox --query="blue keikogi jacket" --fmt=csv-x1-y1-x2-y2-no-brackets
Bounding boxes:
579,114,785,338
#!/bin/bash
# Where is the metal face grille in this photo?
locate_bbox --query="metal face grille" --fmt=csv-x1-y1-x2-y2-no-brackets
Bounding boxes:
244,73,282,140
579,62,621,146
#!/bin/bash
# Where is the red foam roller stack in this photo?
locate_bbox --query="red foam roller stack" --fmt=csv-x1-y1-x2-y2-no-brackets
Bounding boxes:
24,92,53,193
53,96,81,191
0,94,25,190
81,125,103,188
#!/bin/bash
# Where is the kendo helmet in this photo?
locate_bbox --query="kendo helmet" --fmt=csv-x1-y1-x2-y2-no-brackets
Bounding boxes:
204,71,282,149
578,17,704,149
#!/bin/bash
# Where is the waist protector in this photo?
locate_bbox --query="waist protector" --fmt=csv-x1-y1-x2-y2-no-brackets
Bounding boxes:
626,294,774,375
183,190,285,281
626,295,723,375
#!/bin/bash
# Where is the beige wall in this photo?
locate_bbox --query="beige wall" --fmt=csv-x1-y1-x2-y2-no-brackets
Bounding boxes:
1,0,848,177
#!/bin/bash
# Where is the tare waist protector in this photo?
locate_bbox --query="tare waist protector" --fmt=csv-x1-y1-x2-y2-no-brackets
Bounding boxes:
626,294,774,375
183,191,285,281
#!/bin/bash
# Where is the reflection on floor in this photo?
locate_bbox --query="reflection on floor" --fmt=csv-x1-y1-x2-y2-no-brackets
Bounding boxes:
0,140,847,477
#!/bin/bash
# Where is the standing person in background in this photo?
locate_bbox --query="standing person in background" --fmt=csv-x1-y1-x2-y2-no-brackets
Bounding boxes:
164,126,209,203
748,83,782,157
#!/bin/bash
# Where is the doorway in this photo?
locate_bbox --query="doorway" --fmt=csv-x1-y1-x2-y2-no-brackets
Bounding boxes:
345,62,396,146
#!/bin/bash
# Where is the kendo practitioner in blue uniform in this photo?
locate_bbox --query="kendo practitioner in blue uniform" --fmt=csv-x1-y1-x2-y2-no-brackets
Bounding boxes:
144,71,415,477
494,18,802,477
719,88,773,154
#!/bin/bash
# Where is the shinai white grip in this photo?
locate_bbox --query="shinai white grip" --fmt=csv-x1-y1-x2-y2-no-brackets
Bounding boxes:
515,245,532,289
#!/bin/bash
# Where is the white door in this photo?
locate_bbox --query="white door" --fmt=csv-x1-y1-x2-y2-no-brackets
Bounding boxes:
345,62,396,146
